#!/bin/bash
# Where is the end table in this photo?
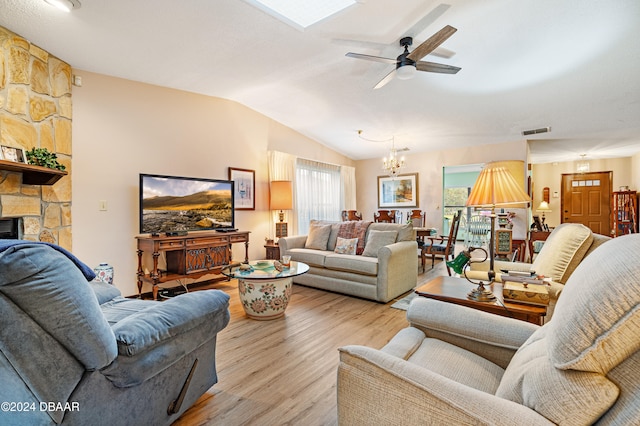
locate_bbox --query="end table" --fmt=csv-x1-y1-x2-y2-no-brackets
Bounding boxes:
264,242,280,260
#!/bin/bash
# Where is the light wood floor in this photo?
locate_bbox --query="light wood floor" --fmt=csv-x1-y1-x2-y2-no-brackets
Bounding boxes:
173,261,447,426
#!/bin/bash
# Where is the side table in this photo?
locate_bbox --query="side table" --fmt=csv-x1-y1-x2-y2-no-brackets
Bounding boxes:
415,276,546,325
264,242,280,260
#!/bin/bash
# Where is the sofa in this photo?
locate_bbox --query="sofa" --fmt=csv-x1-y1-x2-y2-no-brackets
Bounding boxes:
338,233,639,425
278,220,417,302
466,223,611,318
0,241,230,426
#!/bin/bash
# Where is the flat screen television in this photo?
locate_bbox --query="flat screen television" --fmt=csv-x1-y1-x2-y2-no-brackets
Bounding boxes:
139,173,235,234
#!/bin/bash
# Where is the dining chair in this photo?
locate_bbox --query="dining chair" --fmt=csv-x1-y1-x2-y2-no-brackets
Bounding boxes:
373,210,399,223
422,210,462,274
341,210,363,221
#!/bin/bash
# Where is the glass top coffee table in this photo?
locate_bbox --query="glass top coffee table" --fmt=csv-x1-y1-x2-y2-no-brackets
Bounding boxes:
222,260,309,320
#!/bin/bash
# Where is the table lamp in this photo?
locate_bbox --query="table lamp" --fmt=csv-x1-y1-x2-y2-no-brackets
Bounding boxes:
536,201,552,227
270,180,293,238
465,163,531,301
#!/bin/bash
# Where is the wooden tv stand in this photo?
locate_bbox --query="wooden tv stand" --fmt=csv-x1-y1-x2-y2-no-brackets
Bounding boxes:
136,230,250,300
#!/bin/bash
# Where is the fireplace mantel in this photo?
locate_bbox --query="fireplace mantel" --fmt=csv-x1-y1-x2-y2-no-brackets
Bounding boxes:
0,160,67,185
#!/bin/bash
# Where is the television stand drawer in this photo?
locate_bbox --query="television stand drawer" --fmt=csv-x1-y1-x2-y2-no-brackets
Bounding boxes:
186,236,228,248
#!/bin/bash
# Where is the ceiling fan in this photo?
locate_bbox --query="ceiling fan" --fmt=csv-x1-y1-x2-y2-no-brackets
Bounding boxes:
345,25,461,89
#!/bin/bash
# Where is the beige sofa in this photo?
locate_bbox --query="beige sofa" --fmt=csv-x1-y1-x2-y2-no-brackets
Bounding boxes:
338,233,638,425
467,223,610,318
278,221,417,302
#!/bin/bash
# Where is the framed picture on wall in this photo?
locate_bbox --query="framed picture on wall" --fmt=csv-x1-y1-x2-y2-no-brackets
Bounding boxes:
377,173,419,208
228,167,255,210
1,146,26,163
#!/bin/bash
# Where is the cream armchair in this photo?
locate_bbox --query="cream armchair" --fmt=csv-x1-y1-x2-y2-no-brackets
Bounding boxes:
338,234,639,425
466,223,610,318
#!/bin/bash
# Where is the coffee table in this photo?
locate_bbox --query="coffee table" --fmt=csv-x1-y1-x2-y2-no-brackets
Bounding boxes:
415,276,547,325
222,260,309,320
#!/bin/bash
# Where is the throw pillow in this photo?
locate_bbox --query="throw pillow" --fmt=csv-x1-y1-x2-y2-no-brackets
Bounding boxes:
334,237,358,255
305,223,332,250
337,221,371,255
362,230,398,257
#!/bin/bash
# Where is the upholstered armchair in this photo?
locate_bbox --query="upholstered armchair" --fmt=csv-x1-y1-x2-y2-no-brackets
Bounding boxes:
0,241,230,426
466,222,610,318
338,234,639,425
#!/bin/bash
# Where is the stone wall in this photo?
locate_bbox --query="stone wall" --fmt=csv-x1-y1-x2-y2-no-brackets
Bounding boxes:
0,26,72,249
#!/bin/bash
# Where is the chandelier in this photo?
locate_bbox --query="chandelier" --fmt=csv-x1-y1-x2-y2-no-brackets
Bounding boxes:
383,138,405,177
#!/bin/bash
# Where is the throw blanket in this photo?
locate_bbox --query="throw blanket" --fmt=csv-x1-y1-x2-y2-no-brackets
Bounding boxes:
337,221,371,255
0,239,96,280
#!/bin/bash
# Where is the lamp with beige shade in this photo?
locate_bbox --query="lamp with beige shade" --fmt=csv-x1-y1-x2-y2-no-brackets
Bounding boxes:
270,180,293,238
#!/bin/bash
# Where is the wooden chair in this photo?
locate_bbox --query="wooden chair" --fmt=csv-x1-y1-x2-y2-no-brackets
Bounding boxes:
373,210,399,223
409,210,427,255
421,210,462,274
341,210,363,221
408,209,425,228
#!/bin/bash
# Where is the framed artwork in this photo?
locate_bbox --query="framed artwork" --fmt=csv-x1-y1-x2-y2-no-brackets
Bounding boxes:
377,173,419,208
228,167,255,210
1,146,26,163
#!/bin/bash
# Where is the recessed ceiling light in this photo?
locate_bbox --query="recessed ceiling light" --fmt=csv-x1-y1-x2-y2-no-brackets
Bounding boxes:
245,0,355,30
44,0,81,12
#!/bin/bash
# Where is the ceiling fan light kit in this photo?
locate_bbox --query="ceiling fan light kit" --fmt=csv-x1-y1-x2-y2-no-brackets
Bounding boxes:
346,25,461,89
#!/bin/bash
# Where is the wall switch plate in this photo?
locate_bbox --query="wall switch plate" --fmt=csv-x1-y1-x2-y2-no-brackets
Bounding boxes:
99,200,108,211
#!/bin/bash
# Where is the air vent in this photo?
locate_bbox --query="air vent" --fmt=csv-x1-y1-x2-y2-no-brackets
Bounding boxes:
522,127,551,136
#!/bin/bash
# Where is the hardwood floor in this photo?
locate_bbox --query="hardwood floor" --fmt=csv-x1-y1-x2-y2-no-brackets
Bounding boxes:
173,261,447,426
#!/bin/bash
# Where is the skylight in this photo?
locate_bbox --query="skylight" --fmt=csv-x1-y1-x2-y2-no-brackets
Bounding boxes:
246,0,356,30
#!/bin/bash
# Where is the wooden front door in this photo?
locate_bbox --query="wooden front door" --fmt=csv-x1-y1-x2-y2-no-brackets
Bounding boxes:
561,171,612,235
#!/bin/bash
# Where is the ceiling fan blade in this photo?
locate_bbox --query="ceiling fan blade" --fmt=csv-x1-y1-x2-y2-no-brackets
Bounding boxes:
416,61,461,74
345,52,398,65
407,25,457,61
374,69,396,90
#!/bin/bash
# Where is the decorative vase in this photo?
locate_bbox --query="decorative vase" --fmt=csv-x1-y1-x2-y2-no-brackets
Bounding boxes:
94,263,114,284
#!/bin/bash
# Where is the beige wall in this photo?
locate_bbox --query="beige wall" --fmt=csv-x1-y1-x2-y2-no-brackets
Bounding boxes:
355,140,528,233
72,71,353,297
633,152,640,190
531,157,633,228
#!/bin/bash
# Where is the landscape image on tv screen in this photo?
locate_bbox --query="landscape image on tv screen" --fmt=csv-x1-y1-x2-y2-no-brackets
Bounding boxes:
140,174,234,234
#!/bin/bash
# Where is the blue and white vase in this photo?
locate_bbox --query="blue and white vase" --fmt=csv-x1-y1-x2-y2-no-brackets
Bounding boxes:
94,263,114,285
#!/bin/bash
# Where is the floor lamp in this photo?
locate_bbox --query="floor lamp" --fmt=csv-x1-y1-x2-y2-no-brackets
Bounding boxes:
465,162,531,301
270,180,293,239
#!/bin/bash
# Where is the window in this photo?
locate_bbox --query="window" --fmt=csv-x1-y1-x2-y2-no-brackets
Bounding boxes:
296,158,341,234
443,165,482,240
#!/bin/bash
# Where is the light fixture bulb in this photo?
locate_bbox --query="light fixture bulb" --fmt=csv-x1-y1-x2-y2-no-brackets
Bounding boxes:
44,0,81,12
396,64,416,80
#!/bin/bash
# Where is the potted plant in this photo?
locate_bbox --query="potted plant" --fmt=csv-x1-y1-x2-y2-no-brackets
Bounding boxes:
25,147,66,171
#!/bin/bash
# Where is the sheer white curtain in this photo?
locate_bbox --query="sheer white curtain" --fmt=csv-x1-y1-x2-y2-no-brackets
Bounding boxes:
340,165,357,211
268,151,297,236
296,158,341,235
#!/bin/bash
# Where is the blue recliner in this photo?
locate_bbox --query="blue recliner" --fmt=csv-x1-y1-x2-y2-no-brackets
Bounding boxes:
0,241,230,425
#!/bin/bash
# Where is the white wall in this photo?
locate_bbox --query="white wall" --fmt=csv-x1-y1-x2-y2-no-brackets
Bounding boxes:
72,71,353,297
354,140,528,233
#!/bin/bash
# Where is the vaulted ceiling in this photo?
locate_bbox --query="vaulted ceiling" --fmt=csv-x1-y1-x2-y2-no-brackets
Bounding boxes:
2,0,639,163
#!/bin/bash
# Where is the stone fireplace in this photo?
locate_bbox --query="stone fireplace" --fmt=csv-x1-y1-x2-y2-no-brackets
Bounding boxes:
0,26,72,250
